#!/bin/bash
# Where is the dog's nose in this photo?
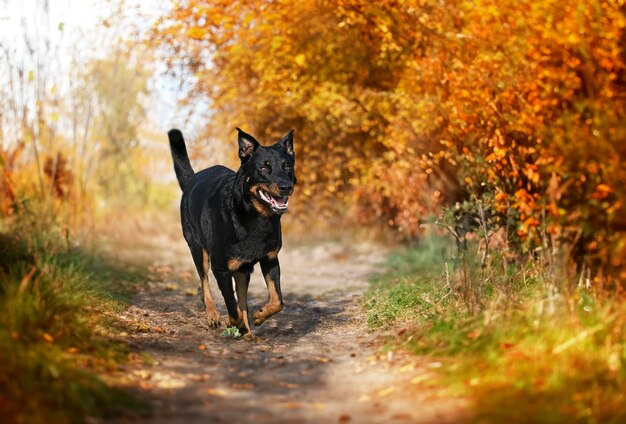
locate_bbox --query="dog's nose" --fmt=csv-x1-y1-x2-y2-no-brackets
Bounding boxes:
279,185,293,195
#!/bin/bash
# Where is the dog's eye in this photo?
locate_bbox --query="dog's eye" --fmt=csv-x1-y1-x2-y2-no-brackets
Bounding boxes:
259,165,271,173
282,163,291,172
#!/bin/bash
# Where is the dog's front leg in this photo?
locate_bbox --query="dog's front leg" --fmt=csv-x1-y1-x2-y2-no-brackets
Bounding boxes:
233,272,251,334
213,270,243,328
253,257,284,326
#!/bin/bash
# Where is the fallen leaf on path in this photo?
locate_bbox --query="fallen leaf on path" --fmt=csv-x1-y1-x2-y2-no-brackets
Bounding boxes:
231,383,254,390
43,333,54,343
206,388,229,396
279,402,325,410
179,271,193,281
277,382,299,389
399,363,415,373
190,374,210,382
198,344,206,350
152,372,187,389
185,289,196,296
156,266,173,276
339,414,351,423
133,370,151,379
377,386,396,397
164,283,178,291
280,402,304,409
411,374,431,384
316,356,331,363
358,394,371,403
153,326,166,333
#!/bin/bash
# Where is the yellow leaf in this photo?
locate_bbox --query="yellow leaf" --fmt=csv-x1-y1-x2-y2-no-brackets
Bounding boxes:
398,363,415,373
43,333,54,343
294,54,306,67
411,374,431,384
206,387,229,396
377,386,395,397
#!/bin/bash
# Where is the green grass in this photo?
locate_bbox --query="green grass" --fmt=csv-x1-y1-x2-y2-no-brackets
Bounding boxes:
0,227,145,423
367,236,626,423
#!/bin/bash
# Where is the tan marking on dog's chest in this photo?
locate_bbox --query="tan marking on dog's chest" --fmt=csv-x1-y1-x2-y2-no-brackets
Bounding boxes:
251,197,272,217
228,257,245,271
266,248,280,259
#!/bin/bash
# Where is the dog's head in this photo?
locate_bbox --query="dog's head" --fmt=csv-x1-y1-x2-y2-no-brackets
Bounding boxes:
237,128,296,216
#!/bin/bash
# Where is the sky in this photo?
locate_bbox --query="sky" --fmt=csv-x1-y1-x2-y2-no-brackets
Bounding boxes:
0,0,216,182
0,0,203,133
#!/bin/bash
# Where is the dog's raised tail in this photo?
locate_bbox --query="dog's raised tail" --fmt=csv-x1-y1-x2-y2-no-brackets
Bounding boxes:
168,129,194,190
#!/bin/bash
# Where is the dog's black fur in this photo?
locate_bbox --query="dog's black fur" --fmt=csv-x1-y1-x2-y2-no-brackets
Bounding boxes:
168,128,296,334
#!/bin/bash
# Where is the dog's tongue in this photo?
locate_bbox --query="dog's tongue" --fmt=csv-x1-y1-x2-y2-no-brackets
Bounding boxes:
274,196,288,207
259,190,288,211
270,195,288,210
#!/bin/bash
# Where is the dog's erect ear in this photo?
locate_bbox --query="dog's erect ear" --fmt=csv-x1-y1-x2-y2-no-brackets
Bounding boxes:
278,129,295,157
236,128,260,162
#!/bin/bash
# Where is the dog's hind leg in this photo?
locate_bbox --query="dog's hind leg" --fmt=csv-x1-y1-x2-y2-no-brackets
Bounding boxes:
190,245,221,328
213,270,243,328
233,272,251,334
253,257,284,326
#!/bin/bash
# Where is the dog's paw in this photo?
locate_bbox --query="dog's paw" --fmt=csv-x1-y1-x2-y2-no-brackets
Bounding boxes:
228,309,244,328
238,325,250,336
205,310,222,329
207,319,222,329
253,309,267,326
253,303,283,326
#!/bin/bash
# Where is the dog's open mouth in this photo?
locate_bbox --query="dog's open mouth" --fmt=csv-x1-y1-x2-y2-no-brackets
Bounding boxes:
258,190,289,213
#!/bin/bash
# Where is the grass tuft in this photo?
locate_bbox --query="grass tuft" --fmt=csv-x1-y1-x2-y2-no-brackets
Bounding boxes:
0,226,143,423
367,234,626,422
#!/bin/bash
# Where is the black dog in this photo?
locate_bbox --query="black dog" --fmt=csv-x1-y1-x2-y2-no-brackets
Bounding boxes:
168,128,296,334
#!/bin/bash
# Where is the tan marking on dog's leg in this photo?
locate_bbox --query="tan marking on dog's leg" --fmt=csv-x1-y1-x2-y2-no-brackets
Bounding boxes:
228,309,243,327
233,272,251,334
253,277,283,326
202,250,221,328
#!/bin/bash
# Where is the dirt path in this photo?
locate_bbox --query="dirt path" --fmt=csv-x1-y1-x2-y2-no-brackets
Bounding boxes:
108,226,466,423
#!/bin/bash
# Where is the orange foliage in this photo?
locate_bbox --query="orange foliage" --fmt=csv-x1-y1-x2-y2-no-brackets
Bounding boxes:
152,0,626,278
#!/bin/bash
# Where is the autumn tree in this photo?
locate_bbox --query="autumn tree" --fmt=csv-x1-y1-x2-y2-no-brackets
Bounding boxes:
152,0,626,280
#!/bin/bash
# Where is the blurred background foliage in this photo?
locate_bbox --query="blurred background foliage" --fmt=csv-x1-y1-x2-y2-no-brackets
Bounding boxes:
1,0,624,284
152,0,626,284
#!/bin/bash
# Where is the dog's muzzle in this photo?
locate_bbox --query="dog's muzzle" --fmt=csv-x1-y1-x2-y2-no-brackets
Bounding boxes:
258,189,289,214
